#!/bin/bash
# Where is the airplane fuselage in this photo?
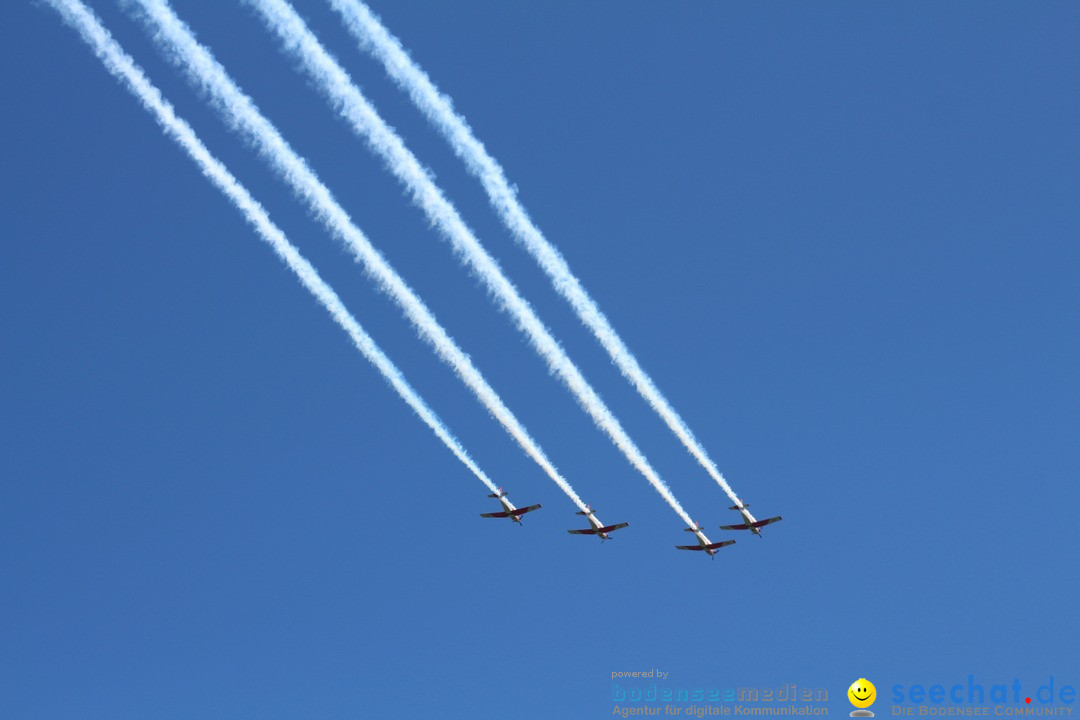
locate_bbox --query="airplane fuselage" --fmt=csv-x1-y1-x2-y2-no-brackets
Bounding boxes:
480,489,540,523
567,507,629,540
675,523,734,555
582,512,609,538
498,495,523,523
737,507,763,536
719,503,781,536
692,529,719,554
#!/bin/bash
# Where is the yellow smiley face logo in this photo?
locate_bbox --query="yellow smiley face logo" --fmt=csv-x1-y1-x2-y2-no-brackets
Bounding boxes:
848,679,876,708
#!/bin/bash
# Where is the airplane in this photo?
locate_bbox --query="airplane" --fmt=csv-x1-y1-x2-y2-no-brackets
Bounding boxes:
567,505,629,541
479,488,541,524
676,522,736,557
719,502,782,538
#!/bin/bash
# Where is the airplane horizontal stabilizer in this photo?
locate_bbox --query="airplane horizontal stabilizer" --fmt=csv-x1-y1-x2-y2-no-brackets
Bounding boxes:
488,491,506,499
729,504,749,511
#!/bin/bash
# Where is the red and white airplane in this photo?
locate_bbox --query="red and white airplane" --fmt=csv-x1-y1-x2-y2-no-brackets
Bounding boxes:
567,505,629,541
719,501,782,538
479,488,541,524
676,522,736,556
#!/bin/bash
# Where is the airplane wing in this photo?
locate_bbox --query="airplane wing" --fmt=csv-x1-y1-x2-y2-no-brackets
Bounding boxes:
511,504,541,517
750,516,782,528
704,540,736,551
597,522,629,534
675,544,706,551
568,528,598,535
719,523,750,530
480,511,510,518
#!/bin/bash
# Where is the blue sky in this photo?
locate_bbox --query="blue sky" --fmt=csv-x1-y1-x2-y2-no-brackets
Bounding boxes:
3,2,1078,718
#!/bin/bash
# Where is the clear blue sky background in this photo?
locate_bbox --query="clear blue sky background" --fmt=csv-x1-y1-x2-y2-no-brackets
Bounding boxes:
3,2,1078,718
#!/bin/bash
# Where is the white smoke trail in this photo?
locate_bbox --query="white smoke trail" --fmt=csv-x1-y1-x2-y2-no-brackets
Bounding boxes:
43,0,501,497
329,0,744,507
241,0,695,527
128,0,595,515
